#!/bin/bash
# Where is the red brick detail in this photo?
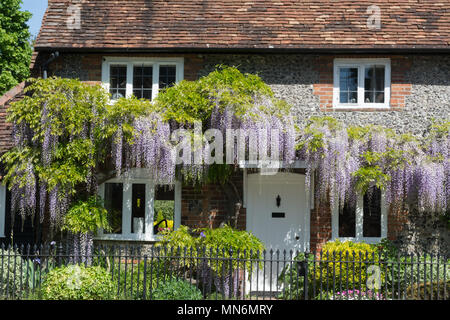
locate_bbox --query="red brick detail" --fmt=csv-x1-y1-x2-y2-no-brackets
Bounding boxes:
0,82,25,107
313,55,412,111
41,53,205,83
309,194,332,253
181,169,246,231
387,206,408,241
0,82,26,156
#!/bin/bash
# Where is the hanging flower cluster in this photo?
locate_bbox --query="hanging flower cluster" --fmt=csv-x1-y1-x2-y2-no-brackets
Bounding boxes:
112,111,175,184
2,78,109,230
297,117,449,214
154,66,298,184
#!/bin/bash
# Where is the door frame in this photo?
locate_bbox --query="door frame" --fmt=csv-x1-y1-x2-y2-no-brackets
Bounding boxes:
245,171,311,252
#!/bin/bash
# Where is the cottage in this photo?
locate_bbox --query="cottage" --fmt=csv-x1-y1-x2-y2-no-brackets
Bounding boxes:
0,0,449,255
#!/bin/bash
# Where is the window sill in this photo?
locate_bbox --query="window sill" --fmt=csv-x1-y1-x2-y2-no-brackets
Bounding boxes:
333,105,391,111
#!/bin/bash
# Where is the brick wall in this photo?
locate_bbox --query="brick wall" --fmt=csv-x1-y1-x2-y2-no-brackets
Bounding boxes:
0,82,25,156
181,168,246,230
42,52,205,83
387,206,409,241
5,51,447,254
313,55,412,112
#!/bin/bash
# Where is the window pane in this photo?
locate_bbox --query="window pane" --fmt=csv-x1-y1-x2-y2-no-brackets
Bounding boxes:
154,186,174,235
363,187,382,237
104,183,123,234
110,76,118,89
133,66,153,100
364,65,385,104
339,200,356,237
133,75,142,88
348,91,358,104
134,66,142,78
364,91,374,103
159,65,176,89
143,76,153,88
132,184,146,234
339,68,358,104
375,66,385,91
142,89,152,100
375,92,384,103
110,65,127,99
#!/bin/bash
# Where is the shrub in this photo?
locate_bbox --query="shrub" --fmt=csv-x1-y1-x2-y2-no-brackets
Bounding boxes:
277,252,316,300
315,240,383,292
41,264,115,300
406,280,450,300
158,224,265,276
377,239,450,298
114,257,176,300
0,247,27,299
198,225,265,276
152,278,203,300
62,196,111,234
205,292,228,300
158,225,265,298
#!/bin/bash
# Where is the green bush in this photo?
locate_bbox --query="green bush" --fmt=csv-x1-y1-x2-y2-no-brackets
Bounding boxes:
406,280,450,300
152,277,203,300
158,225,265,298
378,239,450,298
114,257,176,300
0,248,27,299
277,252,316,300
158,225,265,276
205,292,228,300
41,264,115,300
315,240,383,292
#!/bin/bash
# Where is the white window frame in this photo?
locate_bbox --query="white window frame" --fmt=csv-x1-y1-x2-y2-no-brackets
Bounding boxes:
331,191,387,244
0,184,6,238
96,169,181,242
333,58,391,109
101,57,184,101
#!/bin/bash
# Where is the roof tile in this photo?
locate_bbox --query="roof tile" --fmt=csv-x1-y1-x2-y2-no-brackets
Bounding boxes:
35,0,450,50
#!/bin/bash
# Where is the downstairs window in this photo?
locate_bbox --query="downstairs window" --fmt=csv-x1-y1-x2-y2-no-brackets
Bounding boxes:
98,171,180,241
333,187,387,243
333,58,391,109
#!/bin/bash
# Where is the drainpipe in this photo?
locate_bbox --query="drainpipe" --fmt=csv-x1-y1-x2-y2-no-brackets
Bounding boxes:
42,51,59,79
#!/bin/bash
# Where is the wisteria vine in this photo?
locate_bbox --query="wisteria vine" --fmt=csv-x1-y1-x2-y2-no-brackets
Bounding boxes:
2,71,449,237
298,117,449,215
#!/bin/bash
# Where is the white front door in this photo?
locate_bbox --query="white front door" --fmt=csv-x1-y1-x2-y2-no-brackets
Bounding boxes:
246,172,309,253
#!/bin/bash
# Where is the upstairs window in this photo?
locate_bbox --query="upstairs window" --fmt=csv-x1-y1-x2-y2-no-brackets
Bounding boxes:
334,187,386,243
159,65,177,89
102,57,184,101
133,65,153,100
333,59,391,108
109,65,127,100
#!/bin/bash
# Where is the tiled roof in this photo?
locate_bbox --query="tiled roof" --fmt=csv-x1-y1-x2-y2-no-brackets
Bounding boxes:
35,0,450,51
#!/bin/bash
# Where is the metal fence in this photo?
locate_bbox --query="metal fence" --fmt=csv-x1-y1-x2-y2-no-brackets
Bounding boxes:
0,242,448,300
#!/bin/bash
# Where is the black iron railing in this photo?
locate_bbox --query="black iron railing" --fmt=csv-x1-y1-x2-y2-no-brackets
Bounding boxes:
0,242,448,300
